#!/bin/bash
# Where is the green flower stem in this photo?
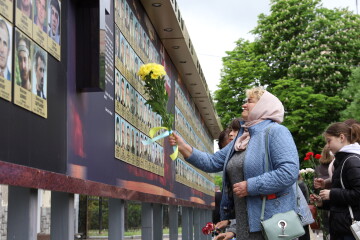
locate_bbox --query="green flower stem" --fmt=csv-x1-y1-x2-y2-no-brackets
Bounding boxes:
143,76,174,130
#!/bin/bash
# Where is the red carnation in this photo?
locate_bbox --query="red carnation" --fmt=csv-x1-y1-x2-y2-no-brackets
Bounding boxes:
206,222,215,231
304,156,310,161
306,152,314,157
202,222,215,235
315,154,322,159
202,226,211,235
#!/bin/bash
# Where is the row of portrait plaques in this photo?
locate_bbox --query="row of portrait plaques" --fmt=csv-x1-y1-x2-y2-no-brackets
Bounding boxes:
0,0,61,60
175,81,213,152
113,0,215,193
113,0,165,177
176,158,215,196
0,0,61,118
0,17,48,117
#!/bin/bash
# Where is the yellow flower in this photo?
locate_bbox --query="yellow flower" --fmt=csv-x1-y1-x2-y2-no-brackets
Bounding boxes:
138,63,166,81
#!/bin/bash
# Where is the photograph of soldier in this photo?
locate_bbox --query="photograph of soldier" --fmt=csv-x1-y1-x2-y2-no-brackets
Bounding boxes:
142,31,146,54
124,2,129,30
16,0,33,37
115,26,120,59
125,82,130,110
131,128,135,154
120,0,124,23
48,0,60,44
147,105,151,127
0,18,12,81
125,42,129,71
138,95,143,124
160,147,164,167
130,126,135,154
121,118,125,148
134,92,138,118
126,123,130,152
145,38,149,58
134,19,140,47
139,133,144,158
17,0,32,19
155,144,159,166
115,70,120,102
0,17,12,101
129,11,133,37
150,143,155,163
14,29,32,110
15,31,32,91
138,59,144,83
120,76,125,106
135,130,139,157
32,45,47,99
33,0,47,32
130,87,135,114
119,34,124,63
134,55,139,79
115,115,120,146
129,47,134,76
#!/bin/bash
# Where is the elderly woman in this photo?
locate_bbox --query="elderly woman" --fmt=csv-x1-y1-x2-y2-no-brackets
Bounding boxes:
169,87,313,239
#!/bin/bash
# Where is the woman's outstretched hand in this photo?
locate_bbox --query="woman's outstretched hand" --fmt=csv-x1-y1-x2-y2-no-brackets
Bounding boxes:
168,132,193,158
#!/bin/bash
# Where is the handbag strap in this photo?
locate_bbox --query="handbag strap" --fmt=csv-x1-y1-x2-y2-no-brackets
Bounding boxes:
340,155,360,223
260,125,299,222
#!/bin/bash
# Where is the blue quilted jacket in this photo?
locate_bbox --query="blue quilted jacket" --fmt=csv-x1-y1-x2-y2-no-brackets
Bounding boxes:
186,120,314,232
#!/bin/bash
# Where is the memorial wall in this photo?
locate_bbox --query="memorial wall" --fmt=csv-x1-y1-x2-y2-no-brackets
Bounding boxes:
0,0,222,207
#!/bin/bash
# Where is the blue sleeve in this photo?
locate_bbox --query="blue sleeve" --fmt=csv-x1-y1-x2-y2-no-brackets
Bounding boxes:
185,141,232,173
247,125,299,195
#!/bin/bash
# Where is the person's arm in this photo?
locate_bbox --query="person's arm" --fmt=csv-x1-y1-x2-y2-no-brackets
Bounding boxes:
169,132,230,173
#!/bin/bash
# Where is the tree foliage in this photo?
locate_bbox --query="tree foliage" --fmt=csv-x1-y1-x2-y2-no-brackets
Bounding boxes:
269,78,344,156
340,68,360,121
214,0,360,158
214,39,269,126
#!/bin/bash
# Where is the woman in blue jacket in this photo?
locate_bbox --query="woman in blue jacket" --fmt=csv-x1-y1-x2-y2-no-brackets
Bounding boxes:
169,86,313,239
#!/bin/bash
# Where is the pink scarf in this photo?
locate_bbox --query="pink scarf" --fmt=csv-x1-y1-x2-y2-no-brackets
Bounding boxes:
234,91,284,151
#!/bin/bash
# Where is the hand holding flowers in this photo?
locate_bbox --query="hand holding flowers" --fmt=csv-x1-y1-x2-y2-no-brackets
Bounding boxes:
137,63,178,160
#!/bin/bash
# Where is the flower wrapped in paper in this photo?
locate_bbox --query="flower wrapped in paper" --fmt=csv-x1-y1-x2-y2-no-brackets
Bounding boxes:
138,63,178,160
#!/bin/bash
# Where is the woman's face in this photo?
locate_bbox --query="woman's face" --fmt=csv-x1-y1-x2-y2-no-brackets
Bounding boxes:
241,96,259,120
229,129,238,141
325,134,346,154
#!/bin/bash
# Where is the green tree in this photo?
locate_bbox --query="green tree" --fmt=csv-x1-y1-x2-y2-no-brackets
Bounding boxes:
214,175,222,190
252,0,320,84
287,8,360,95
269,78,345,156
215,0,359,157
214,39,269,126
253,0,360,95
340,68,360,121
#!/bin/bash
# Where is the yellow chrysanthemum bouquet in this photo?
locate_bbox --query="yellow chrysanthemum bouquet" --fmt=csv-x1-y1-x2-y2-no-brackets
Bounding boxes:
138,63,177,160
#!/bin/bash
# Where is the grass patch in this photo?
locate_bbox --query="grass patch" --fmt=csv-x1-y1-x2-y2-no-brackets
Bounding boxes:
88,227,182,237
